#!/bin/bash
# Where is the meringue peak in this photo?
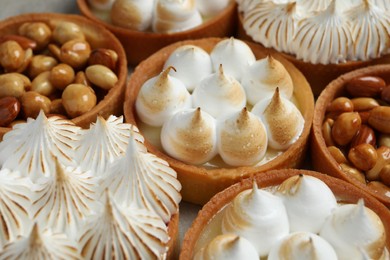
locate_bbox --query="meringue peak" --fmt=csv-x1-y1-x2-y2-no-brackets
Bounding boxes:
157,66,177,88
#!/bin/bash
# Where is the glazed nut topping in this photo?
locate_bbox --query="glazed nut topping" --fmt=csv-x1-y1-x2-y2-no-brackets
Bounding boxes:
0,20,119,127
323,75,390,196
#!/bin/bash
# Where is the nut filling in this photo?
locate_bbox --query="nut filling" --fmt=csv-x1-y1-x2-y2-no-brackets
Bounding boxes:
323,75,390,195
0,20,119,127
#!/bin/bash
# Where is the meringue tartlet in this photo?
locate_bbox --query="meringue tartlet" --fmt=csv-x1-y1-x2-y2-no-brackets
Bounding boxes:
180,169,390,260
77,0,237,65
124,37,314,205
0,113,181,259
237,0,390,96
0,13,127,141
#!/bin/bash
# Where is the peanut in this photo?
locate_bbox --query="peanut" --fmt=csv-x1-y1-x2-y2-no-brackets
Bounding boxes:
331,112,361,146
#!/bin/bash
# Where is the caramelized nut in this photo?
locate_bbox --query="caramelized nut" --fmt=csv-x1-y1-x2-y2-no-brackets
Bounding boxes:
62,84,96,118
88,48,118,71
358,111,370,124
350,124,376,148
50,98,66,115
368,106,390,134
379,164,390,186
378,133,390,147
18,22,52,49
345,76,386,97
31,71,56,96
351,97,379,111
29,55,58,79
0,40,25,72
327,146,347,164
0,97,20,127
0,34,37,50
60,39,91,69
50,63,75,90
52,22,85,45
74,71,90,86
85,64,118,90
367,181,390,198
366,146,390,181
327,97,354,113
340,163,366,184
0,73,30,98
322,118,335,146
20,91,51,119
348,143,377,172
331,112,361,146
381,85,390,103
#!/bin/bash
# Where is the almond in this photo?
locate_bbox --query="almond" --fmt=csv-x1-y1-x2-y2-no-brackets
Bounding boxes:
345,76,386,97
368,106,390,134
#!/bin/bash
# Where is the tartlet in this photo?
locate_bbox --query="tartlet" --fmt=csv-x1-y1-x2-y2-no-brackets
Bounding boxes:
180,169,390,259
236,0,390,96
124,37,314,205
0,13,127,140
77,0,237,66
312,64,390,207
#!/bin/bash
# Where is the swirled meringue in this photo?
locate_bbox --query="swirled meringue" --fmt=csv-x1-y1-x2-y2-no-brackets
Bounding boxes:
0,111,80,181
192,64,246,118
241,56,293,105
210,37,256,82
251,88,304,150
194,234,259,260
345,0,390,61
76,116,139,177
268,232,338,260
0,169,33,248
276,174,337,233
163,45,213,91
136,66,192,127
109,128,181,223
320,199,387,260
153,0,202,33
32,158,101,236
217,108,267,166
293,0,353,64
0,224,81,259
110,0,154,31
222,182,289,257
88,0,115,11
196,0,231,17
78,192,169,260
242,1,297,54
161,108,218,165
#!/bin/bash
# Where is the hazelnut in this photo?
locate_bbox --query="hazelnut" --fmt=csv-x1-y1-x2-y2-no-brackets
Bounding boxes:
62,84,96,118
0,73,30,98
50,63,75,90
18,22,52,50
60,39,91,69
31,71,56,96
20,91,51,119
52,22,85,45
29,55,58,79
0,40,25,72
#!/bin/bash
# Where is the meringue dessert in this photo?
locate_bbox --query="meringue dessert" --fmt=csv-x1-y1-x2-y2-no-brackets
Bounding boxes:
125,37,314,204
0,112,181,259
182,171,390,260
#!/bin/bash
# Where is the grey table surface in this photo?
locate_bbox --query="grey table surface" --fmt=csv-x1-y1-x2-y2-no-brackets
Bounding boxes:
0,0,202,257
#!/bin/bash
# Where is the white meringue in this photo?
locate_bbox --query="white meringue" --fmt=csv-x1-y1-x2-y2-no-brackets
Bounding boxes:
163,45,213,91
76,116,140,177
0,111,80,182
161,108,218,165
210,37,256,82
110,0,154,31
194,233,259,260
196,0,231,17
320,199,387,260
136,66,192,127
0,224,81,259
108,128,181,223
0,169,33,248
88,0,115,11
153,0,203,33
217,108,267,166
345,0,390,61
276,174,337,233
241,56,294,105
242,1,297,54
192,64,246,118
77,192,169,260
251,88,304,150
268,232,338,260
221,182,289,257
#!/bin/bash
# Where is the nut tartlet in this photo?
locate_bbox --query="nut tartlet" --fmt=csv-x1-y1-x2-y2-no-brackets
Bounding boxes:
0,113,181,259
236,0,390,96
0,13,127,140
77,0,237,66
124,37,314,205
180,169,390,259
312,64,390,207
